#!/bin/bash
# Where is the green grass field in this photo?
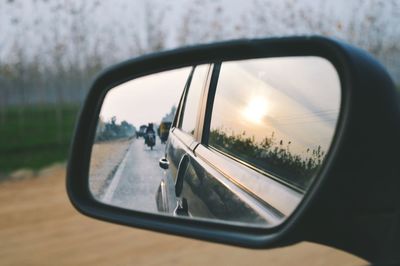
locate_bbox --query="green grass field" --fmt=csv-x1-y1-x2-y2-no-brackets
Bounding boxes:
0,105,80,175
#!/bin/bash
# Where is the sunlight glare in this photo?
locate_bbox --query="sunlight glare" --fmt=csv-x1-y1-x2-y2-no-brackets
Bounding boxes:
242,97,268,124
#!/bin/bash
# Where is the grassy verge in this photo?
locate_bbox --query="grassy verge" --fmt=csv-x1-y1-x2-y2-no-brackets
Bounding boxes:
0,105,80,175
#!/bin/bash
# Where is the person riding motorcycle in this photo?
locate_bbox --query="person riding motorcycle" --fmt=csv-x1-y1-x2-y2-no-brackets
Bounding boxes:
144,123,156,150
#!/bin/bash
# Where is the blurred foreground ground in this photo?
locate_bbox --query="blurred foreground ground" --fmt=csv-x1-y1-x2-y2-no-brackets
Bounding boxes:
0,164,367,266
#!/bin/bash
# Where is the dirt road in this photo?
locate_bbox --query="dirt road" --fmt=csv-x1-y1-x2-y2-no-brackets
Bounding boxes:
0,164,367,266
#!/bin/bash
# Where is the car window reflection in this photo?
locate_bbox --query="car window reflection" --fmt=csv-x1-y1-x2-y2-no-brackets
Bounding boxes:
180,65,209,135
208,57,341,190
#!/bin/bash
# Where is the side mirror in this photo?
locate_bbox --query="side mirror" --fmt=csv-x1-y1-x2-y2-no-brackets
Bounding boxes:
159,158,169,170
67,36,400,264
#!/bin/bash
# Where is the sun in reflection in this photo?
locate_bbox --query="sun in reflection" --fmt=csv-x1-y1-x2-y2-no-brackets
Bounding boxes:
242,97,269,124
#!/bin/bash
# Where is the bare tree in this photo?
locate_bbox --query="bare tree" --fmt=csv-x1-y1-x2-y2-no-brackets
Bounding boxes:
143,0,167,53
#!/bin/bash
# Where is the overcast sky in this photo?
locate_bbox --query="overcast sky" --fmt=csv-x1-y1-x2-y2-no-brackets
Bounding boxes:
1,0,399,83
100,67,192,127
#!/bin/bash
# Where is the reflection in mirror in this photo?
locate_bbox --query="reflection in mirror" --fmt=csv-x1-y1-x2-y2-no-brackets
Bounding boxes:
89,57,341,228
89,67,192,211
208,57,340,190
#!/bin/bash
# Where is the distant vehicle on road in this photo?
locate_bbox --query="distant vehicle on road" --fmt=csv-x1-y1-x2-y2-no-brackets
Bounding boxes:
136,125,147,138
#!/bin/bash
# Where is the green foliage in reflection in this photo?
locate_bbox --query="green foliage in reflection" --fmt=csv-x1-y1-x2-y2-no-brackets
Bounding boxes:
95,116,136,142
209,129,326,190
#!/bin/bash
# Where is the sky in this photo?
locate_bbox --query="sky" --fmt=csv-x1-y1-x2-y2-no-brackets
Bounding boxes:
100,67,192,127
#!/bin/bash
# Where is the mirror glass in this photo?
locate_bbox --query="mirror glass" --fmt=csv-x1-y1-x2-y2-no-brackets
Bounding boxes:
89,56,341,227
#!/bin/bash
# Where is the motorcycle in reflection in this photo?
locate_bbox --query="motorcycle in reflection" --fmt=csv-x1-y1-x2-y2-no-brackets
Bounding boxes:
144,123,156,150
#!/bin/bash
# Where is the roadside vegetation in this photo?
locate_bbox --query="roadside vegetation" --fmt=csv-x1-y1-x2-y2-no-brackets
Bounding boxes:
95,116,136,142
209,129,325,190
0,105,79,176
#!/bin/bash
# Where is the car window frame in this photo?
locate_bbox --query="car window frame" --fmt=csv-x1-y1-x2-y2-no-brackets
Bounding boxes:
200,59,328,193
191,60,305,217
172,66,195,130
199,63,221,144
174,64,212,148
173,62,299,222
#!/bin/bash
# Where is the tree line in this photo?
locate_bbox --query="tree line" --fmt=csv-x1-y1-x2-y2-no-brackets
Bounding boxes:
1,0,398,139
1,0,398,109
95,116,136,142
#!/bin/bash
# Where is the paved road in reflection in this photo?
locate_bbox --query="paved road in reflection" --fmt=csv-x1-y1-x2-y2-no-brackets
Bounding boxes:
102,137,169,213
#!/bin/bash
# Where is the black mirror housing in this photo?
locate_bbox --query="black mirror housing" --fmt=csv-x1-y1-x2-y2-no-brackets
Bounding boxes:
66,36,400,264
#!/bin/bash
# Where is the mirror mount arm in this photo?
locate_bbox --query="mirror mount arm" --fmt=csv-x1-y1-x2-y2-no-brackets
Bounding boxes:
174,198,189,217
